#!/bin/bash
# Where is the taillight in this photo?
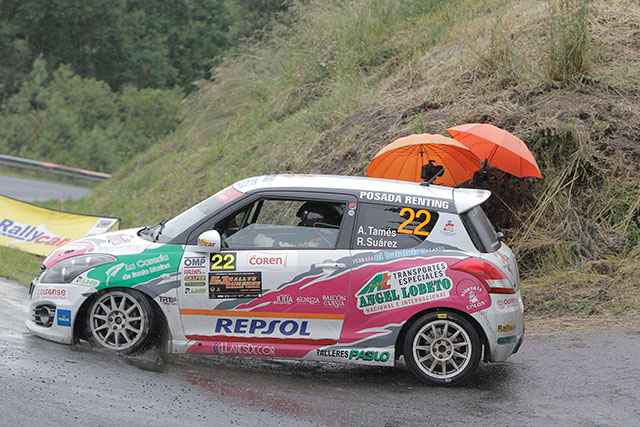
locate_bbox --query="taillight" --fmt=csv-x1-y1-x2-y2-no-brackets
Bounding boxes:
452,258,515,294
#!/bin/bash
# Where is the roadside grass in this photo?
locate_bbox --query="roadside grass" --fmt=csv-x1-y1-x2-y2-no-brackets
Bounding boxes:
522,254,640,318
0,246,42,286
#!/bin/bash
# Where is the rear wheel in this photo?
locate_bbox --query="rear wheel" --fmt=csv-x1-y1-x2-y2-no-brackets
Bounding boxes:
85,289,155,354
404,311,481,385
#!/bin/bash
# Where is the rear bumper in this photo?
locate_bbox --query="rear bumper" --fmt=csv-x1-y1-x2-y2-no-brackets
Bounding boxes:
472,291,525,362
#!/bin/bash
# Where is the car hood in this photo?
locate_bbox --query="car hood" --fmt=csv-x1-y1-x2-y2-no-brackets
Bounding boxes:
43,228,152,269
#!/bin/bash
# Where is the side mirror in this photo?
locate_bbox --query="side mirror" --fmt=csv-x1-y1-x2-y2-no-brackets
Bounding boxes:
197,230,221,252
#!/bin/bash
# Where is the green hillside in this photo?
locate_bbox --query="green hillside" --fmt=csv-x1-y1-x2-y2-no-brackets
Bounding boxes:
15,0,640,317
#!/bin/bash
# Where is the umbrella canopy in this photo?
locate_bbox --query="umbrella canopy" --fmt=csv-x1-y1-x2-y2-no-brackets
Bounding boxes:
366,133,481,186
446,123,542,178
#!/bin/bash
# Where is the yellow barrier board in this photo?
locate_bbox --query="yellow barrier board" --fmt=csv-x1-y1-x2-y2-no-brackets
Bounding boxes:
0,195,120,257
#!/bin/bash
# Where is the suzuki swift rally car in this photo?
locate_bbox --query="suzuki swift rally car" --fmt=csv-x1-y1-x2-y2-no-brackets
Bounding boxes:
27,174,524,385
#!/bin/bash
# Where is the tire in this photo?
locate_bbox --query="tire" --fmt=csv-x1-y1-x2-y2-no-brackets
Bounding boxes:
404,311,481,385
85,288,155,354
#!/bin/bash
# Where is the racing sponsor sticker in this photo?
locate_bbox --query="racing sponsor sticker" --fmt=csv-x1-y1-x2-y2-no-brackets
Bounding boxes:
273,294,293,305
159,296,177,305
213,342,276,356
322,294,346,308
185,281,206,287
185,275,206,281
440,219,457,236
246,252,291,270
496,296,519,310
56,309,71,326
356,262,451,315
72,275,100,287
497,323,515,333
214,317,310,337
497,336,517,345
315,348,391,363
35,287,67,301
214,185,243,204
184,256,207,268
358,191,452,211
456,280,491,313
208,272,262,298
296,296,320,305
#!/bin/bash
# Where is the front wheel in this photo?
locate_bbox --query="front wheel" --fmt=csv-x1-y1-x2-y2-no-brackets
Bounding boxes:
85,289,155,354
404,311,481,385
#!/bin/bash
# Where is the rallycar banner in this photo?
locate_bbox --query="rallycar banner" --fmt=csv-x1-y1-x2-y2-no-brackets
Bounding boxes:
0,195,120,256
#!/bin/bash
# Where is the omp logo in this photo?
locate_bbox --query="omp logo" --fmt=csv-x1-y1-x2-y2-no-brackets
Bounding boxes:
0,219,70,247
184,257,206,267
357,272,391,296
248,253,288,270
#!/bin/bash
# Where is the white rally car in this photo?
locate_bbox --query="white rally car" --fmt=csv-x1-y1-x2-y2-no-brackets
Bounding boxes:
27,174,524,385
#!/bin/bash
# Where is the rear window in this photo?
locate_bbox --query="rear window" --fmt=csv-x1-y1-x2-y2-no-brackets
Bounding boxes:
352,203,439,250
461,206,501,253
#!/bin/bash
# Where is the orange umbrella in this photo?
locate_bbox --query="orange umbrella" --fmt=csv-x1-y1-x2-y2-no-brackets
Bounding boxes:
366,133,482,186
446,123,542,178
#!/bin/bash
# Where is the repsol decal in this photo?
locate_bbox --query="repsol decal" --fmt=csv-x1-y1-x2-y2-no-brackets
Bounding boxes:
215,318,310,337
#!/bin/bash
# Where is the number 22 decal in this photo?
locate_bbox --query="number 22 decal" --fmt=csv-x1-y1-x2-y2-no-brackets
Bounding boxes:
210,253,236,270
397,208,432,236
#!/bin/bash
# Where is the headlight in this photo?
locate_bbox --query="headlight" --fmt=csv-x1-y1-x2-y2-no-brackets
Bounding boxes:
40,254,117,284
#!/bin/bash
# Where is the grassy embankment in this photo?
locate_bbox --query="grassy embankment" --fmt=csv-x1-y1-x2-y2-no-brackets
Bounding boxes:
3,0,639,319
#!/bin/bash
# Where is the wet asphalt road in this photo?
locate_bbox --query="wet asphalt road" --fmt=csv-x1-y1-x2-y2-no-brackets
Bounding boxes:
0,174,92,202
1,278,639,427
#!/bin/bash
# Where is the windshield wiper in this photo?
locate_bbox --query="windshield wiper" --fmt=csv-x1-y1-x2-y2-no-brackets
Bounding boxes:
152,219,168,242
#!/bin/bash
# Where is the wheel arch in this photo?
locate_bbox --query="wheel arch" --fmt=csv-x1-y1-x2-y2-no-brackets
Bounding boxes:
73,286,170,348
394,306,489,361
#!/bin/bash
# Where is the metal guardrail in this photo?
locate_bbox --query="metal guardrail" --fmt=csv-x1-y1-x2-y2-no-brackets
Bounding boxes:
0,154,111,182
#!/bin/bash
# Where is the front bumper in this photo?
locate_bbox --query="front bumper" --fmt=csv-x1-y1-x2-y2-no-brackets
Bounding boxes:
25,280,95,345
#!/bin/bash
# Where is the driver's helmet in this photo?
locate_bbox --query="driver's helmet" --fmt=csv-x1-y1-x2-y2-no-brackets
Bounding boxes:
296,202,340,227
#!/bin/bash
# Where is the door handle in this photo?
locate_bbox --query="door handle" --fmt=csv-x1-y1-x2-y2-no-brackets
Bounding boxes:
315,262,346,270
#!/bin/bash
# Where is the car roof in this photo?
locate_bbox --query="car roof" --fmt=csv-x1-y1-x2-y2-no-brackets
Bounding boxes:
232,174,490,214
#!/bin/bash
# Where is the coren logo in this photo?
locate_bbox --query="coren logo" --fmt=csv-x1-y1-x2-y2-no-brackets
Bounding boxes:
248,253,288,270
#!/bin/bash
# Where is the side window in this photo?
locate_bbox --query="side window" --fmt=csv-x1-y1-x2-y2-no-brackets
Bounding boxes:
352,203,439,250
215,199,346,249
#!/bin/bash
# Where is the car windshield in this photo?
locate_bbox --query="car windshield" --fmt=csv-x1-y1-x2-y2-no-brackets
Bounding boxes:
147,186,243,242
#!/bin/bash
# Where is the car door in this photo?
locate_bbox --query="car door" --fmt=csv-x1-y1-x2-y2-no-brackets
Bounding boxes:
178,191,357,357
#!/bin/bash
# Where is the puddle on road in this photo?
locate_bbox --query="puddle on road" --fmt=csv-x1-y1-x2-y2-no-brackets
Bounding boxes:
185,373,307,417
